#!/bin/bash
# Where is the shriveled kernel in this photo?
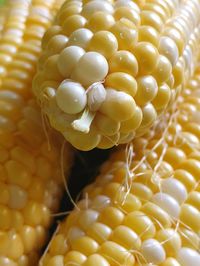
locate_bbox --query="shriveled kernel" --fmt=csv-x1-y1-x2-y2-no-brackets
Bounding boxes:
88,31,118,59
133,42,159,74
109,50,138,76
135,75,158,106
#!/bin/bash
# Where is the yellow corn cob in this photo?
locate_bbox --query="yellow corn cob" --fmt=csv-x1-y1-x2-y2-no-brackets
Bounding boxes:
40,68,200,265
33,0,200,151
0,0,74,265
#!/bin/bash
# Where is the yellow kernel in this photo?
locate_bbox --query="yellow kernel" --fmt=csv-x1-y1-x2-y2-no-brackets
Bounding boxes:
43,55,63,81
11,211,24,230
144,3,168,22
99,206,124,228
0,257,17,266
88,31,118,59
20,226,36,253
141,202,171,228
57,5,82,25
71,236,99,256
110,19,138,50
46,35,68,55
153,55,172,84
160,258,181,266
105,72,137,97
186,191,200,211
63,15,86,36
0,205,11,230
138,25,159,47
180,228,200,250
140,103,157,128
180,204,200,232
109,50,138,76
86,222,112,244
174,170,196,192
179,159,200,181
173,59,185,87
7,232,24,260
133,42,159,74
164,147,186,168
0,183,9,204
47,255,64,266
8,185,27,210
100,89,136,122
120,106,143,133
114,7,140,26
5,160,31,189
49,234,68,256
111,225,141,250
99,241,135,266
64,251,86,265
131,182,153,201
141,10,164,32
82,1,113,19
159,36,179,67
0,232,9,255
156,229,181,256
152,83,171,110
123,211,156,240
115,193,141,213
95,113,120,136
135,75,158,106
87,11,115,32
82,254,110,266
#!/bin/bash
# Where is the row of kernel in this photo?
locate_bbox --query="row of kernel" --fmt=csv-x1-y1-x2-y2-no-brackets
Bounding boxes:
0,0,31,84
40,69,200,265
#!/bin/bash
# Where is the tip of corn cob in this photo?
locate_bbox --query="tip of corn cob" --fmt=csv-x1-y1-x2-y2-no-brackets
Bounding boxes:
33,0,200,150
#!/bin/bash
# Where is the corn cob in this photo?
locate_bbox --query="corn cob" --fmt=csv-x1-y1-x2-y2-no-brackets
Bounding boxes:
40,67,200,265
33,0,200,151
0,0,74,265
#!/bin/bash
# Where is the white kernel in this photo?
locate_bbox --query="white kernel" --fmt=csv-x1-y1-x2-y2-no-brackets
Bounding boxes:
141,239,166,264
71,52,108,86
57,46,85,77
161,178,187,204
56,80,87,114
82,1,114,19
177,248,200,266
68,28,93,49
159,36,179,66
152,192,180,218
